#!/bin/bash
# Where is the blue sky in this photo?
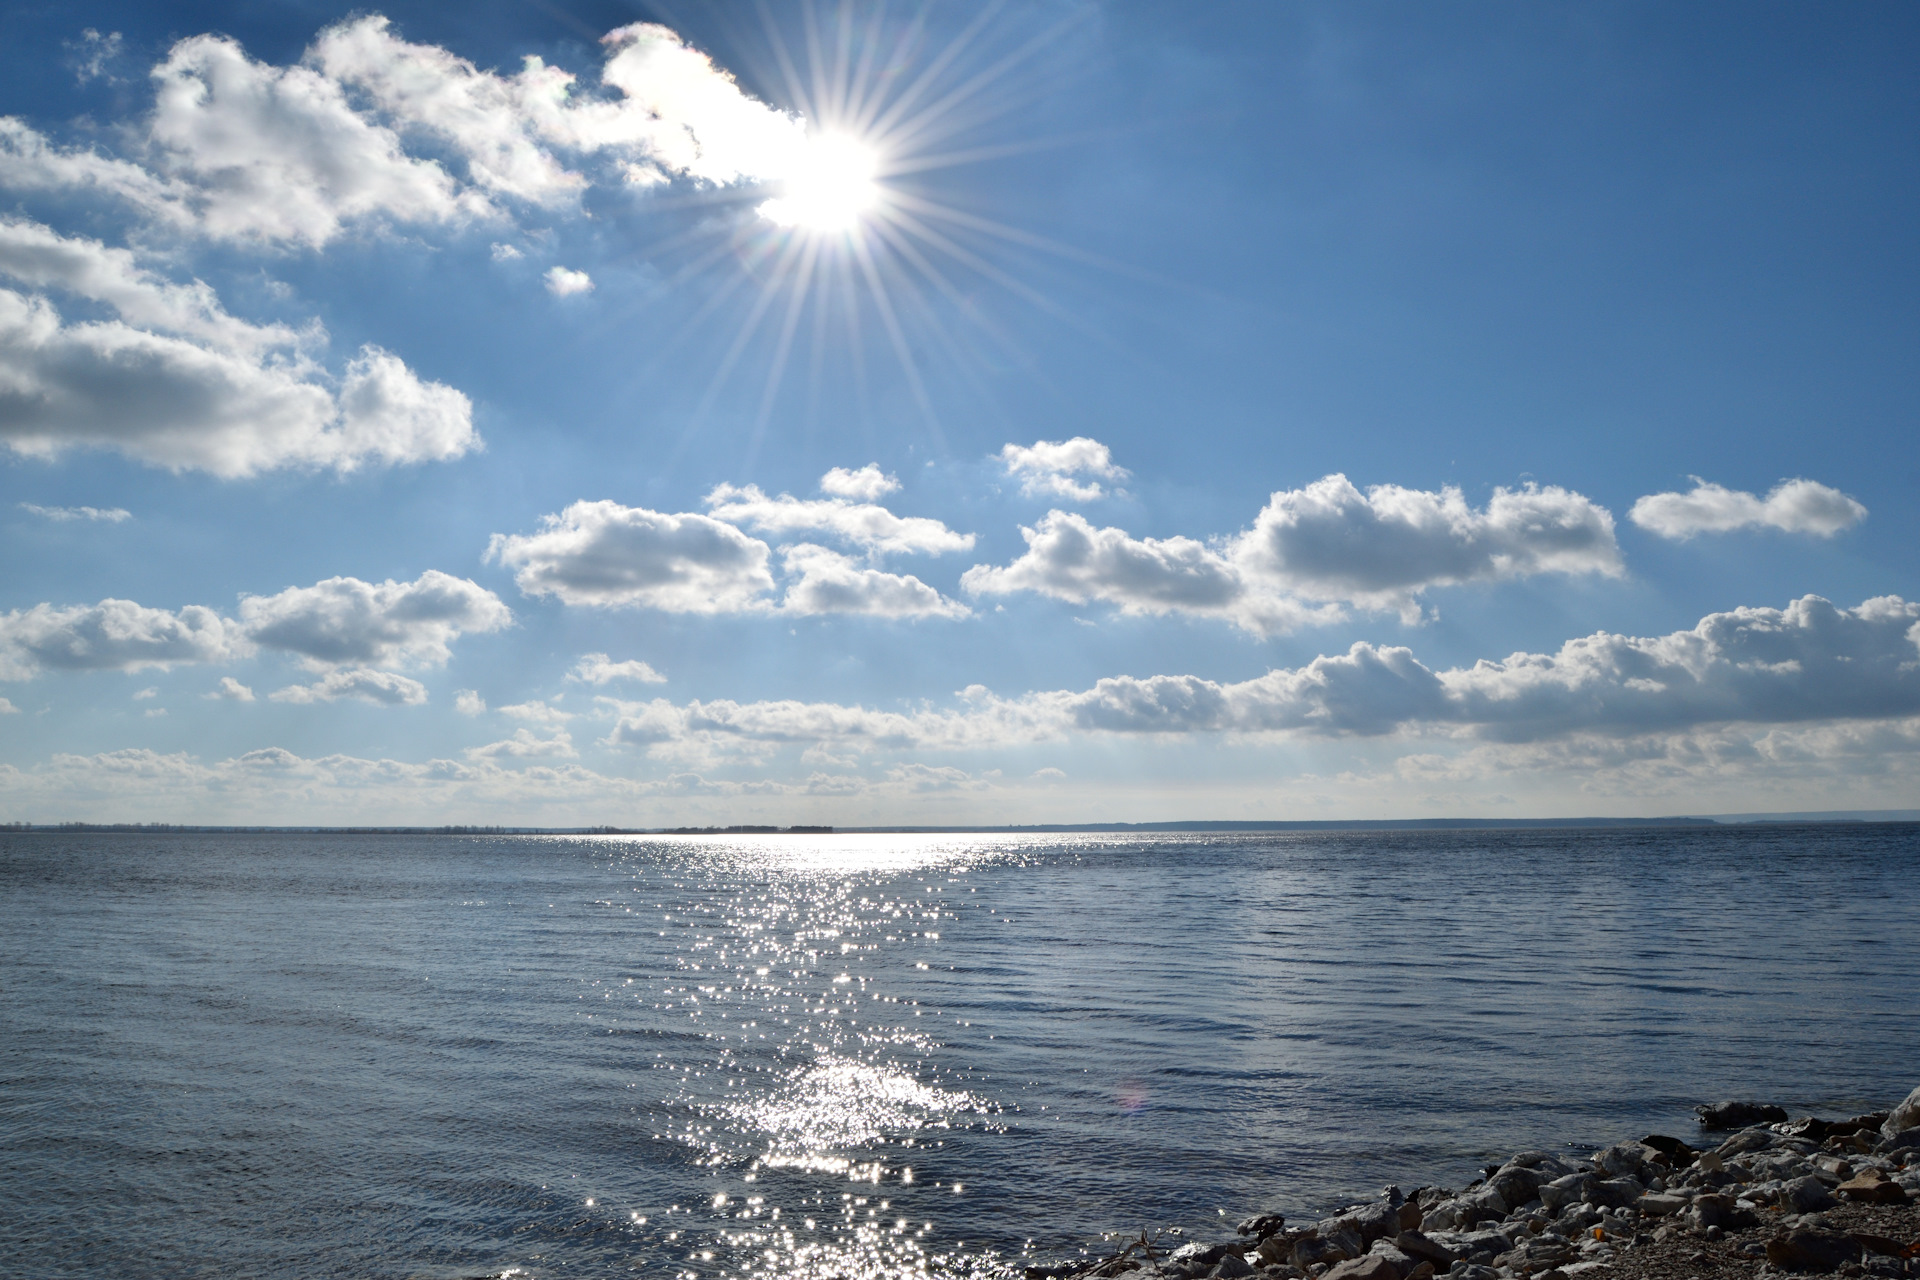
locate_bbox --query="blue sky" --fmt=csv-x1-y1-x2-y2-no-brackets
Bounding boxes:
1,0,1916,823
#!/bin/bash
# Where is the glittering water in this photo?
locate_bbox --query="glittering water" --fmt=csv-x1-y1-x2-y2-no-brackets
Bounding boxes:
2,826,1916,1279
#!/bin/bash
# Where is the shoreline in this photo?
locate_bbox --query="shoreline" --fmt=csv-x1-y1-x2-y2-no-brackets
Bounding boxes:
1037,1089,1920,1280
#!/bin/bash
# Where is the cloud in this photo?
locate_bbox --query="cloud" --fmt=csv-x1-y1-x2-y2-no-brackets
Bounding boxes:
0,118,189,225
238,571,510,668
819,464,899,501
959,509,1339,636
779,544,969,619
454,689,486,715
466,728,576,759
270,667,428,705
0,697,16,714
490,242,523,261
208,676,254,701
568,653,666,685
69,29,124,86
544,265,593,296
0,599,243,678
1233,475,1621,615
19,503,130,522
132,686,159,700
499,700,572,726
704,483,974,557
1628,478,1868,539
1000,437,1128,501
0,220,478,476
488,500,776,612
144,34,488,248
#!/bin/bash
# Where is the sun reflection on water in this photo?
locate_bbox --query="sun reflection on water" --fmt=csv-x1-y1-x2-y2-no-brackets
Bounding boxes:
593,835,1039,1280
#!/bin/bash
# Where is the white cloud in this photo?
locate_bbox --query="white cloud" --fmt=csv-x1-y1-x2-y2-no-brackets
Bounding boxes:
544,265,593,296
1628,478,1868,539
19,503,131,522
0,599,243,679
779,544,969,619
466,728,576,759
819,464,899,501
499,699,572,726
132,686,159,700
0,696,16,714
1233,475,1621,616
238,571,510,668
568,653,665,685
704,483,973,556
959,510,1339,636
208,676,254,701
270,667,428,705
454,689,486,715
144,706,167,717
1000,437,1129,501
0,231,477,476
0,118,190,226
490,242,522,261
488,500,776,612
145,34,487,248
69,29,124,85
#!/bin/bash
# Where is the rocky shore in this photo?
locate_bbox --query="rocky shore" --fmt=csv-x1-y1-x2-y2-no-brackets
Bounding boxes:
1034,1087,1920,1280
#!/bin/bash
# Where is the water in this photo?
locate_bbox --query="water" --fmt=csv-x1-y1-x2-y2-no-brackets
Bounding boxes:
2,826,1916,1279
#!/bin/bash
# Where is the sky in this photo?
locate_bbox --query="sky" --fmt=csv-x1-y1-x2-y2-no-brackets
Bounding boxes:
1,0,1917,825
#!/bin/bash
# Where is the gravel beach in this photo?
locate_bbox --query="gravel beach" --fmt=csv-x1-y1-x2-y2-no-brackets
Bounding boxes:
1037,1087,1920,1280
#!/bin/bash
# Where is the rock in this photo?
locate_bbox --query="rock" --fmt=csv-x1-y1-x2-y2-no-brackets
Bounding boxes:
1584,1177,1644,1209
1639,1134,1698,1165
1256,1238,1292,1267
1320,1257,1398,1280
1689,1193,1759,1231
1538,1174,1593,1213
1240,1214,1288,1242
1291,1238,1345,1270
1318,1203,1402,1249
1634,1193,1687,1217
1766,1229,1861,1273
1593,1141,1666,1178
1717,1126,1780,1157
1780,1175,1839,1212
1401,1264,1433,1280
1214,1253,1257,1278
1363,1242,1416,1276
1836,1169,1909,1204
1391,1231,1457,1270
1699,1100,1790,1130
1695,1151,1726,1173
1882,1086,1920,1138
1874,1128,1920,1157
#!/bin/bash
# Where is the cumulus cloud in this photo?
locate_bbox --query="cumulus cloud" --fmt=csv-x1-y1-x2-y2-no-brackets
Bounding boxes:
208,676,254,701
960,510,1340,636
1000,437,1128,502
704,483,973,557
779,545,968,619
270,667,428,705
499,700,572,726
1629,478,1868,539
454,689,486,715
544,265,593,296
965,476,1622,631
488,500,776,612
0,599,243,679
819,464,898,501
594,595,1920,761
1233,475,1621,615
19,503,130,522
144,34,487,248
0,219,478,477
0,696,17,714
466,728,576,759
568,653,665,685
238,571,510,668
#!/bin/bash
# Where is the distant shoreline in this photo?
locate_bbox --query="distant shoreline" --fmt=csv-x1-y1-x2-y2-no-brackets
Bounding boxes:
5,814,1919,836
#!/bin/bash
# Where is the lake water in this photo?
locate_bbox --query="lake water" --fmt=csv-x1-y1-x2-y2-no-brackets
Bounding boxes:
3,825,1916,1279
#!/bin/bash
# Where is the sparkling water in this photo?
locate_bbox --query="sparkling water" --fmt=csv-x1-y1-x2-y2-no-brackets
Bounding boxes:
3,826,1915,1279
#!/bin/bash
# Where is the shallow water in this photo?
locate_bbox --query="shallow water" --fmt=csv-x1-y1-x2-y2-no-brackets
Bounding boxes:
2,825,1915,1279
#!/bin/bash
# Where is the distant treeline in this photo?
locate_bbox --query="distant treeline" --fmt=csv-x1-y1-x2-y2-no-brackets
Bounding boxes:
0,822,836,835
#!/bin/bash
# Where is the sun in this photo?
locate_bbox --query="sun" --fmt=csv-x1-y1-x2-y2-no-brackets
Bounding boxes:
758,133,881,233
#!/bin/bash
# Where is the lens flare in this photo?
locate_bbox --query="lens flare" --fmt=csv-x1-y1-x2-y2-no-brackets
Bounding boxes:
760,134,881,232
